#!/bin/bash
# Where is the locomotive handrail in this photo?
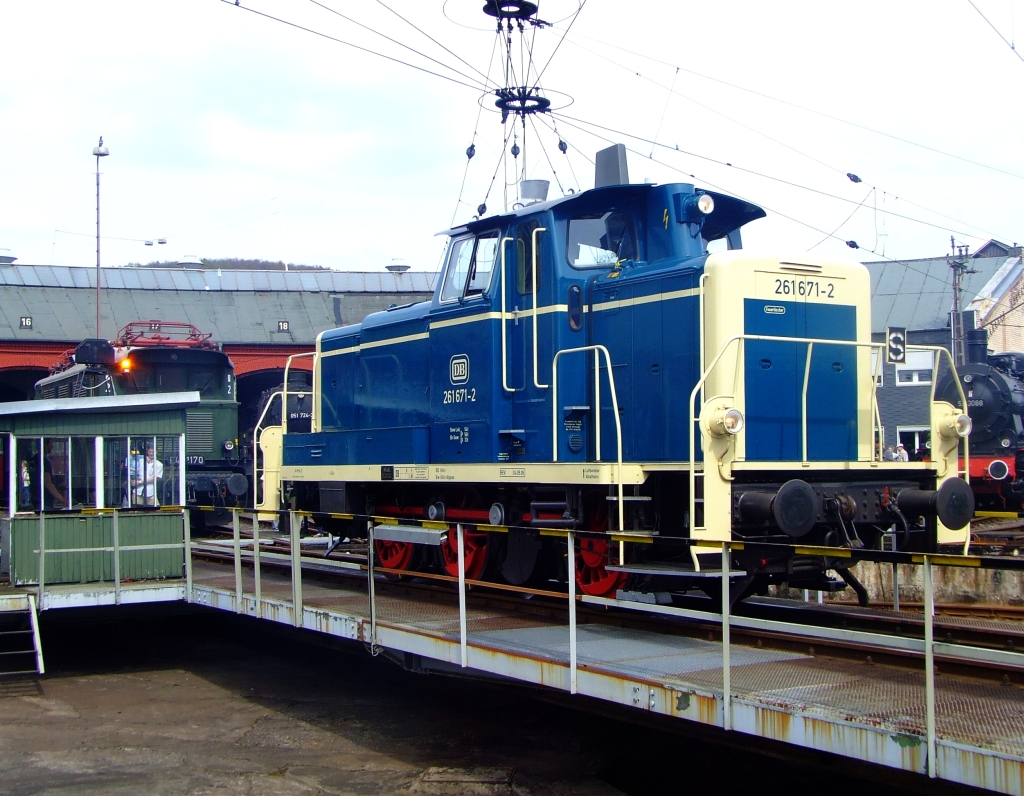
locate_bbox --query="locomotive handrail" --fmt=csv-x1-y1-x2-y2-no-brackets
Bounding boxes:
499,236,515,393
913,343,971,482
283,352,317,435
253,389,283,509
690,334,906,535
551,344,624,532
532,227,549,389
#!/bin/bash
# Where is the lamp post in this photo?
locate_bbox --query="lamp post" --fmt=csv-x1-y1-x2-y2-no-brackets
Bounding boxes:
93,137,109,338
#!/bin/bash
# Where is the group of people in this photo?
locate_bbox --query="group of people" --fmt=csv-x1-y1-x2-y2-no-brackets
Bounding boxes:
883,444,911,462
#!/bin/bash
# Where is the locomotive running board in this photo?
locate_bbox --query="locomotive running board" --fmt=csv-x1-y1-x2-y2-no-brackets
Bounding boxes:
372,524,445,546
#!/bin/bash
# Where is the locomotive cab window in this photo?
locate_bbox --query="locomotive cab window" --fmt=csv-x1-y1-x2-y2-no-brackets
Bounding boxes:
441,232,499,302
566,211,638,267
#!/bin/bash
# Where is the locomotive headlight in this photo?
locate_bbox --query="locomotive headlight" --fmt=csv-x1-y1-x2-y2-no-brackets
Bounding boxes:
938,411,972,439
708,408,744,437
223,439,235,451
679,192,715,222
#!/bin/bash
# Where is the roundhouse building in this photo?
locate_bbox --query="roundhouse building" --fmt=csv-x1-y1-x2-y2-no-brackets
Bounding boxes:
0,264,436,428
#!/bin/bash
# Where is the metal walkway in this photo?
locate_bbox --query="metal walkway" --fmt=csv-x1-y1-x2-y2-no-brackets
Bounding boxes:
186,558,1024,795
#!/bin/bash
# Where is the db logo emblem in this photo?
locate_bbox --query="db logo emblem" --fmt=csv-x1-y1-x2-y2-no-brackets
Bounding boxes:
449,354,470,385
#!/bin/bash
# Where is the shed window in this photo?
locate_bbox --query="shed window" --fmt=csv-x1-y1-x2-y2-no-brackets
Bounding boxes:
105,436,179,508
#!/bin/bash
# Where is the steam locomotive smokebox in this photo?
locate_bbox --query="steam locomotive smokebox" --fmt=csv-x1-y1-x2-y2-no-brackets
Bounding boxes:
966,328,989,365
74,339,116,366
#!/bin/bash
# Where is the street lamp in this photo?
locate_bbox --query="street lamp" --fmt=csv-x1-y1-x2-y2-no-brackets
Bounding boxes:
93,136,109,338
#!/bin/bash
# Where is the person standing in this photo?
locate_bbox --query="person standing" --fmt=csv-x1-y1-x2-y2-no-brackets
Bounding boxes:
130,446,164,506
896,444,910,463
883,446,897,461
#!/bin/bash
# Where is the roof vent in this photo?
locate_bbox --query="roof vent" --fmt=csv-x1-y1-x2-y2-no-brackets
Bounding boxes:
0,248,17,264
386,258,410,273
520,180,549,204
178,255,203,267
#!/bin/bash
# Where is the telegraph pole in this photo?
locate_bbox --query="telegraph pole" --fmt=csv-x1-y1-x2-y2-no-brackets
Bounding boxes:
949,240,978,366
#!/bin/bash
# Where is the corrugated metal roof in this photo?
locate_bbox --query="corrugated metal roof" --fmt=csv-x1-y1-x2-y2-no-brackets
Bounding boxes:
0,264,439,293
865,255,1016,333
0,285,433,344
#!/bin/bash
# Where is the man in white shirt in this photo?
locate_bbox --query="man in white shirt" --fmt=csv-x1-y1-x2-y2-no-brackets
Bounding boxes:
896,444,910,463
130,446,164,506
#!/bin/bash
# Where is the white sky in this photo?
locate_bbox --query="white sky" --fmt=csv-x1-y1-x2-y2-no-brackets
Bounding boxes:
1,0,1022,272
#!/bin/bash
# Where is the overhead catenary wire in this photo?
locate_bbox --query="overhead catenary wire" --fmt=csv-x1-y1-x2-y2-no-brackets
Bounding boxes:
220,0,1012,254
370,0,496,87
550,111,1009,243
529,0,586,90
305,0,494,89
564,35,1007,240
806,189,876,253
966,0,1024,63
558,27,1024,182
220,0,489,93
545,114,960,290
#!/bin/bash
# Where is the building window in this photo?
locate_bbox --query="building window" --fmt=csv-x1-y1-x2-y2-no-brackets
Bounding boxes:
895,350,934,385
897,427,931,460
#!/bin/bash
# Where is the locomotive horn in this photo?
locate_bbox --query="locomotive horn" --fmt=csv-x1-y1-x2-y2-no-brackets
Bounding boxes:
737,479,818,537
895,478,975,531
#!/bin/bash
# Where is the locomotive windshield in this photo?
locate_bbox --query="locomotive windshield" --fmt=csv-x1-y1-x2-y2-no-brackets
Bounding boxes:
567,210,638,267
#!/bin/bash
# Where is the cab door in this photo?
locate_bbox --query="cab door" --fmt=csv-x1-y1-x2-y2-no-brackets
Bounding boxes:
429,231,501,463
504,220,559,462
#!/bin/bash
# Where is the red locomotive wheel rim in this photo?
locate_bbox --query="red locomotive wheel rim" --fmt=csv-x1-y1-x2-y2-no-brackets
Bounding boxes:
575,538,626,597
440,530,488,580
375,539,415,571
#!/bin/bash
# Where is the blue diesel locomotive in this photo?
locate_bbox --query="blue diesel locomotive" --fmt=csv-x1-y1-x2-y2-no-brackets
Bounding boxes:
278,148,974,602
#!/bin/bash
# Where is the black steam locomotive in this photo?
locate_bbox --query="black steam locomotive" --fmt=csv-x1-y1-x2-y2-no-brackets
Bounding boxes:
936,327,1024,510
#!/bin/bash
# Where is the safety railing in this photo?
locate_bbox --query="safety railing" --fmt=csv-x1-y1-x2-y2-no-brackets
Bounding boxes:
33,507,187,608
551,345,625,532
180,507,1024,778
580,540,1024,779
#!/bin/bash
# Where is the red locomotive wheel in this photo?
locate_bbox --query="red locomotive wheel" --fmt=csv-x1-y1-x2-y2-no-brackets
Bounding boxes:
575,537,626,597
440,529,489,580
374,539,415,572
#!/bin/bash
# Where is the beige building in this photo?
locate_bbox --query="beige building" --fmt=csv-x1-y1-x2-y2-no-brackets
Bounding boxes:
965,240,1024,352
